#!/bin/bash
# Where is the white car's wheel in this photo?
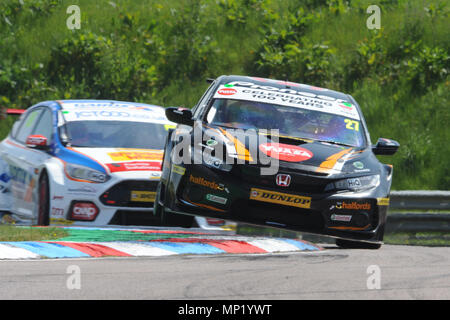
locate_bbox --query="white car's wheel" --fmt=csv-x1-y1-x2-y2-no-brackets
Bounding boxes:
37,172,50,226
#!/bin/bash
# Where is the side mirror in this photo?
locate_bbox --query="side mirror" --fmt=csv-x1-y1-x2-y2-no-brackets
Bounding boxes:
26,135,49,150
165,107,194,126
372,138,400,156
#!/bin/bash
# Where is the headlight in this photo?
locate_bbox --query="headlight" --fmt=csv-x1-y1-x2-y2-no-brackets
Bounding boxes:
326,174,380,192
66,163,110,183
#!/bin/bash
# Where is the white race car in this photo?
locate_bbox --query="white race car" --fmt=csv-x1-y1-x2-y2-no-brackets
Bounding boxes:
0,100,180,226
0,100,236,231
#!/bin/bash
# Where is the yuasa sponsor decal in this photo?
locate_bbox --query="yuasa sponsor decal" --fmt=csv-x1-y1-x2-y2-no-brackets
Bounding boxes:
250,188,311,209
217,88,237,95
260,143,313,162
335,201,371,210
106,161,161,172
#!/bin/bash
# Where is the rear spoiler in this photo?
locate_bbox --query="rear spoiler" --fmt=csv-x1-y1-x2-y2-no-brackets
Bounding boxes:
0,107,26,120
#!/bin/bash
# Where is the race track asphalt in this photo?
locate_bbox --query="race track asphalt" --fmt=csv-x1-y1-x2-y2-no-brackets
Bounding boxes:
0,244,448,300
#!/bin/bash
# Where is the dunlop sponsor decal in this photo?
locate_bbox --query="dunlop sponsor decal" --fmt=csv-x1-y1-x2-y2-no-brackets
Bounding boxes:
250,188,311,209
377,198,390,206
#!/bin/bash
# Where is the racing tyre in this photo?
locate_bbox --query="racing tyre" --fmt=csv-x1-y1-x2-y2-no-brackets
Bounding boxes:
335,238,382,250
153,183,164,217
37,172,50,226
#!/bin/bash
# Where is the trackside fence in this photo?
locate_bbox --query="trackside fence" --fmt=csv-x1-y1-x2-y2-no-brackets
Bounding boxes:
386,191,450,233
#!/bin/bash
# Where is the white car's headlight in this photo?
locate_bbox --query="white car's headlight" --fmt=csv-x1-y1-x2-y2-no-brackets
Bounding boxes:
326,174,380,192
66,163,110,183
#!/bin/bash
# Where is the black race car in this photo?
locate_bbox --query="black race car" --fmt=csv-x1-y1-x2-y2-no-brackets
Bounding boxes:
154,75,399,249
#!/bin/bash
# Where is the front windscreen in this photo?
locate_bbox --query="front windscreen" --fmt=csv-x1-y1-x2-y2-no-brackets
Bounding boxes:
206,99,365,147
62,121,169,149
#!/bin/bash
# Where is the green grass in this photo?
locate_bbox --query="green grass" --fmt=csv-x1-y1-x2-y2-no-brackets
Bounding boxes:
0,225,69,242
384,231,450,246
0,0,448,190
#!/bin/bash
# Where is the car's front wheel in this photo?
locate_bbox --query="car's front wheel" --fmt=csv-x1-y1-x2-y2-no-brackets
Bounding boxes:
37,171,50,226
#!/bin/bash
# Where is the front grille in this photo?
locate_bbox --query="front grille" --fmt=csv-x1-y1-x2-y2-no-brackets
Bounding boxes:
100,180,159,208
240,166,330,194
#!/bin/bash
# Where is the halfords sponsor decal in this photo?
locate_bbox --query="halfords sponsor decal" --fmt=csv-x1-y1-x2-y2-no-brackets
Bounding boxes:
190,175,225,191
259,143,313,162
250,188,311,209
335,201,371,210
108,151,163,161
106,161,161,172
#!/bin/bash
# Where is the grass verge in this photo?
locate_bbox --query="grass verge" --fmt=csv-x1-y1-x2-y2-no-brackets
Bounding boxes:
0,225,69,242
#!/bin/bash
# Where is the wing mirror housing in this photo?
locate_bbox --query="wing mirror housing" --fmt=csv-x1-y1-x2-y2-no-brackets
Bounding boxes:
372,138,400,155
165,107,194,126
26,135,50,151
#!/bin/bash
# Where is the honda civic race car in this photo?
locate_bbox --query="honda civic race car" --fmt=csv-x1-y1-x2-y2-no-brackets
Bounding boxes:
155,75,400,249
0,100,176,226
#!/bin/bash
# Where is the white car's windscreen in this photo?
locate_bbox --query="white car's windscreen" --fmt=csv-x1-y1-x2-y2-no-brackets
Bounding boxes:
61,121,170,149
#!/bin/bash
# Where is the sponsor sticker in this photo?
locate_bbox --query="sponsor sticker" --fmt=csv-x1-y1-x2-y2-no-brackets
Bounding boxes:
260,143,313,162
377,198,390,206
189,175,225,191
217,88,237,96
172,164,186,176
213,83,361,120
331,214,352,222
130,191,156,202
335,201,371,210
249,188,311,209
108,150,163,161
106,161,161,172
353,161,365,170
206,194,228,205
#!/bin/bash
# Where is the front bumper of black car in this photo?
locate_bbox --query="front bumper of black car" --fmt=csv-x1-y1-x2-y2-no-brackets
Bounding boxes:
162,164,390,243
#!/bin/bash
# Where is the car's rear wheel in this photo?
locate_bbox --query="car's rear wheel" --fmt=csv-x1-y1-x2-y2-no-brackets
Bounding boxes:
37,172,50,226
335,238,382,249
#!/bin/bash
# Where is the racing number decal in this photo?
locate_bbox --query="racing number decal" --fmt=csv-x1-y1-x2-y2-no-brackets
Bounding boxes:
344,119,359,131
